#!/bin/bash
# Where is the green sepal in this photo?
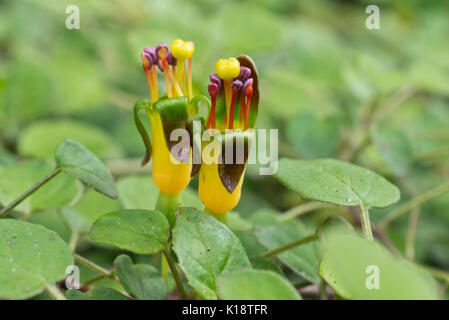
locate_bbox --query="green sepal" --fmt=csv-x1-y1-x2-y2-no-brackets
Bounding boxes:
238,55,259,128
133,98,152,166
189,94,211,117
218,130,255,193
153,96,190,163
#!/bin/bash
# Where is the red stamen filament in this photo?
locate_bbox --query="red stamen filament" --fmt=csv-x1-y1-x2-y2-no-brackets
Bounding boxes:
239,93,246,128
244,85,253,130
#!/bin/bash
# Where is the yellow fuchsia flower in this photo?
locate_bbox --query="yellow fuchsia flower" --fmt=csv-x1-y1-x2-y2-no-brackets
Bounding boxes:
195,55,259,221
134,40,198,225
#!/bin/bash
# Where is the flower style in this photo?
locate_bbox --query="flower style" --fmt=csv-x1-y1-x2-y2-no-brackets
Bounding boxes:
197,55,259,219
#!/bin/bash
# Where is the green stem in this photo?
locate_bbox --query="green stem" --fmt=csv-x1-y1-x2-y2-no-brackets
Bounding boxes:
260,233,317,258
279,201,332,222
75,254,113,278
44,283,67,300
0,168,61,218
69,232,79,252
405,208,420,261
418,265,449,284
379,180,449,230
163,249,186,299
359,204,374,241
161,254,169,280
156,192,182,228
204,208,227,224
83,270,117,287
319,281,328,300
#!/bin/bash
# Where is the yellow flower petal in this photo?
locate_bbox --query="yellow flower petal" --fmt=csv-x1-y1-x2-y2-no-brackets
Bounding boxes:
198,159,244,215
149,111,192,195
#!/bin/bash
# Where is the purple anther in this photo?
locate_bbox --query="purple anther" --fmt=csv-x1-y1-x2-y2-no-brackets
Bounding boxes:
167,51,177,66
209,73,223,89
141,52,152,70
238,67,251,82
155,43,169,71
144,47,156,64
208,83,219,97
232,79,243,90
242,78,253,95
155,43,168,59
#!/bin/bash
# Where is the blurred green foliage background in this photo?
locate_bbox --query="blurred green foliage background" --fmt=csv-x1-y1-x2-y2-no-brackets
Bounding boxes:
1,0,449,292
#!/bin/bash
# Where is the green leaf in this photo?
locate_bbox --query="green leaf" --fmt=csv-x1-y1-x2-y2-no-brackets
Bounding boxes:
372,125,412,176
255,220,320,283
217,269,301,300
114,255,166,300
90,209,169,255
56,139,118,199
0,219,73,299
319,234,440,299
274,158,400,208
0,160,82,214
172,207,251,300
18,120,122,160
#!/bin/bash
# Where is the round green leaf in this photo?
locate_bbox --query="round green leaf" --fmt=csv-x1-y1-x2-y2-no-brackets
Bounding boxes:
0,219,74,299
56,139,118,199
114,255,166,300
274,158,400,208
18,120,122,160
319,234,440,300
89,209,169,254
172,207,252,300
217,269,301,300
